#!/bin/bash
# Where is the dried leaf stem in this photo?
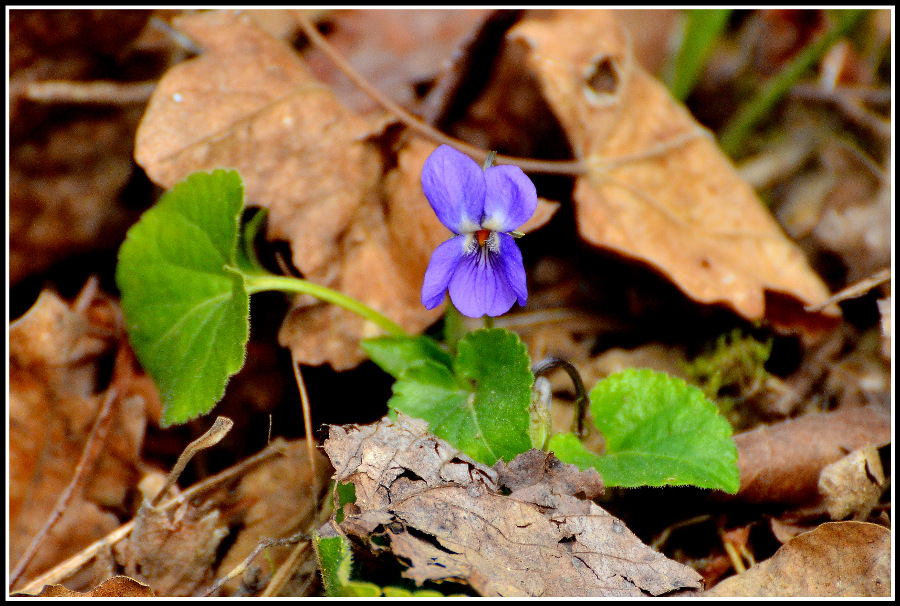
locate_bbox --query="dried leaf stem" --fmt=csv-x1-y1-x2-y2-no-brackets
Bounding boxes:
293,10,586,176
291,353,320,508
150,416,234,507
10,389,119,590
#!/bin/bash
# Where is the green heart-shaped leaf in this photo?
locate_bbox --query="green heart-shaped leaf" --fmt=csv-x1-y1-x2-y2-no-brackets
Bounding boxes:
116,170,248,426
388,328,533,465
549,368,739,492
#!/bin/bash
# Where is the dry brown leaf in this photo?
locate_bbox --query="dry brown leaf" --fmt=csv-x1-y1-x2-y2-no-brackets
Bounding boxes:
508,10,838,333
9,289,147,582
705,521,890,597
214,440,332,595
13,575,155,598
119,501,228,596
728,404,891,505
817,445,886,521
323,415,702,597
493,448,604,503
135,9,383,285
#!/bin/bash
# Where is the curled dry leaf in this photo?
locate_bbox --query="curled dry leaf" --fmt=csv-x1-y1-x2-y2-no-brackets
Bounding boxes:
508,10,838,334
9,288,147,583
728,404,891,505
322,415,701,597
817,445,886,521
705,521,890,597
119,501,228,597
12,575,155,598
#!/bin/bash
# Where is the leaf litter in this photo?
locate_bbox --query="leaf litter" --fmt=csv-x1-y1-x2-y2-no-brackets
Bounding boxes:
9,7,893,598
323,415,702,596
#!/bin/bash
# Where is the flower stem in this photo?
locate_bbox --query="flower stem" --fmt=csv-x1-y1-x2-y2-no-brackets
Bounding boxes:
245,274,408,337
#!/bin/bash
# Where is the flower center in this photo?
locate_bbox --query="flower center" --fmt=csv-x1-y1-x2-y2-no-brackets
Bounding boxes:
476,229,491,246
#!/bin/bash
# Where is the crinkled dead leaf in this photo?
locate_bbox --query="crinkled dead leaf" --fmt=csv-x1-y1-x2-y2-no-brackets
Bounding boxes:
818,445,886,521
13,576,155,598
728,404,891,505
9,288,147,582
214,440,332,595
705,521,890,597
136,11,558,369
509,10,838,333
322,415,701,597
119,501,228,597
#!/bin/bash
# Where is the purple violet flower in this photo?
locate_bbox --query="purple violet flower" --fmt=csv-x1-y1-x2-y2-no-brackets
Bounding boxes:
421,145,537,318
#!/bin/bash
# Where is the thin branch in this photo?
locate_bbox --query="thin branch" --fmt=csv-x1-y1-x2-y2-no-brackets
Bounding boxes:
292,10,586,176
203,532,310,597
25,80,157,105
805,268,892,312
10,389,119,589
261,539,312,597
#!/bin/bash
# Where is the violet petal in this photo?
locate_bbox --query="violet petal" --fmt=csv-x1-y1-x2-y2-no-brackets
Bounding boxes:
421,235,468,309
421,145,485,234
448,247,517,317
495,232,528,306
481,164,538,232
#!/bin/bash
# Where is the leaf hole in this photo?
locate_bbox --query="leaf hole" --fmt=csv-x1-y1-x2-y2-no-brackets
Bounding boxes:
583,56,620,105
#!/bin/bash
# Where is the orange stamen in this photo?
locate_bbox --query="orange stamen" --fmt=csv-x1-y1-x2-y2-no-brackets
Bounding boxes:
476,229,490,246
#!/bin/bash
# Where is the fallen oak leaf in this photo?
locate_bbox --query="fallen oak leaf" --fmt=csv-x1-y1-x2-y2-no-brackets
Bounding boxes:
323,415,701,597
508,10,839,334
135,9,382,286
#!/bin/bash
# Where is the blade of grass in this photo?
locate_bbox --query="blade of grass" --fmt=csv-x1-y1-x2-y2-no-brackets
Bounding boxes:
719,9,867,157
667,9,732,101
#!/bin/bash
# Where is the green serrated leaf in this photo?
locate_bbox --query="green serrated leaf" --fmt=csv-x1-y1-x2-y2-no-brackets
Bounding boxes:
116,169,249,427
550,369,739,492
362,335,454,378
388,329,533,466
